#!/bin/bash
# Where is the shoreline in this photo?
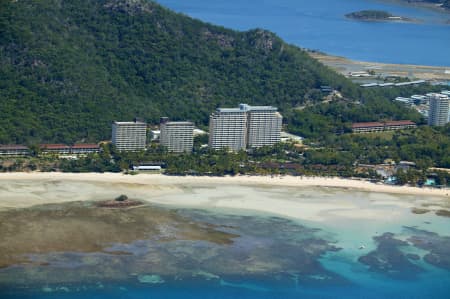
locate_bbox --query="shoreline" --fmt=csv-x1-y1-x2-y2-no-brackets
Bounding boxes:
0,172,448,198
308,52,450,80
1,172,448,223
345,10,420,24
379,0,450,15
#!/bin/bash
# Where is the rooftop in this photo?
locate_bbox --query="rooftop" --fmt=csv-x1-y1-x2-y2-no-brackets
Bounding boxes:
428,93,449,99
216,108,245,113
71,144,100,149
163,121,194,126
0,145,28,150
217,103,278,113
384,120,416,126
411,95,427,99
40,144,71,149
352,120,416,128
352,122,384,128
113,121,146,125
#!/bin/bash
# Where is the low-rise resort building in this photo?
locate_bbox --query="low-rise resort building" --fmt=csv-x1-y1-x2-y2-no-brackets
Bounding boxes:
0,145,30,156
0,144,100,156
352,120,417,133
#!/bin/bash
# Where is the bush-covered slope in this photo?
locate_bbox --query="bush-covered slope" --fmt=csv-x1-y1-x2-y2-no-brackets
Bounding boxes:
1,0,428,145
0,0,361,144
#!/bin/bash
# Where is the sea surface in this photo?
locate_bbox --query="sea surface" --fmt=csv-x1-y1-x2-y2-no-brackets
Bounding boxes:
1,182,450,299
156,0,450,66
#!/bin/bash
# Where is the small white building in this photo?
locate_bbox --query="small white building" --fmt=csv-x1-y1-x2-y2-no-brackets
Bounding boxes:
132,165,161,171
280,132,303,143
150,130,161,141
394,97,413,105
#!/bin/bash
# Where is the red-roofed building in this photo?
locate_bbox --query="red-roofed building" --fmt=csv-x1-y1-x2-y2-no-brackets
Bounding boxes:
40,144,71,154
384,120,417,130
352,120,416,133
40,143,101,154
71,144,100,154
352,122,385,133
0,145,30,156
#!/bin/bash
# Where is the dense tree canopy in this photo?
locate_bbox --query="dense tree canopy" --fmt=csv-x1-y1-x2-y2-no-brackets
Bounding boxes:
0,0,358,144
2,0,429,144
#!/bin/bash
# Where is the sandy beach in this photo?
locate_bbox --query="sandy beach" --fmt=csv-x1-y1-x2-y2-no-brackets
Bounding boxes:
0,172,448,196
0,173,448,221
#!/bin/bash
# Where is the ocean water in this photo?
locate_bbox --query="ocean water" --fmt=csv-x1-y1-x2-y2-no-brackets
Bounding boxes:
1,183,450,298
156,0,450,66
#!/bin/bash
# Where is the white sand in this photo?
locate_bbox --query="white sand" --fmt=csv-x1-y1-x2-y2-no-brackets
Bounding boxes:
0,172,448,222
0,172,448,196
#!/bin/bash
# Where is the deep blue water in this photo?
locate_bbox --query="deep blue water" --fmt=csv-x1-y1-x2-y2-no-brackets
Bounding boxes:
156,0,450,66
3,276,450,299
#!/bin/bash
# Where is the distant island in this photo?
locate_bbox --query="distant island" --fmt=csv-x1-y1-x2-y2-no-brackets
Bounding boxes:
345,10,417,22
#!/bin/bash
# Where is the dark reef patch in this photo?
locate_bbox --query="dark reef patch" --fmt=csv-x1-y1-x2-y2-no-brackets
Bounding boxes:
404,226,450,270
435,210,450,217
358,232,423,279
0,203,347,288
411,207,430,214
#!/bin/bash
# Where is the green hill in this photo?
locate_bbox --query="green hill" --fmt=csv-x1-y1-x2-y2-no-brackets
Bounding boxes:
0,0,420,144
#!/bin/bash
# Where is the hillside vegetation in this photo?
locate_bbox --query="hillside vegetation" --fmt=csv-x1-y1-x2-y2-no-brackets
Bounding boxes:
0,0,425,144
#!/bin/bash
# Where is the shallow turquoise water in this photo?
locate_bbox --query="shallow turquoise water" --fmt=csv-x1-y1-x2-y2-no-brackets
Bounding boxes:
1,206,450,299
156,0,450,66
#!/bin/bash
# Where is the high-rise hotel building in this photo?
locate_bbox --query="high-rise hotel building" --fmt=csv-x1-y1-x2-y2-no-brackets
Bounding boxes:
160,117,194,153
428,93,449,126
112,120,147,151
246,104,283,148
208,106,248,151
209,104,282,151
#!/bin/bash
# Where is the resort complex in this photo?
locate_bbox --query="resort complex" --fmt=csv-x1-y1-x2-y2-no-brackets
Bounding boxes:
2,1,450,299
394,90,450,126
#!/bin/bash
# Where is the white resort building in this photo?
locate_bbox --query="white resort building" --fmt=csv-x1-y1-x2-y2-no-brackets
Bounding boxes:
160,117,194,153
112,120,147,151
209,104,282,151
428,93,449,126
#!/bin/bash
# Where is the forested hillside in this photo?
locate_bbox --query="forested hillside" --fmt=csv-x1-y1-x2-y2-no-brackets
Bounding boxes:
0,0,422,144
